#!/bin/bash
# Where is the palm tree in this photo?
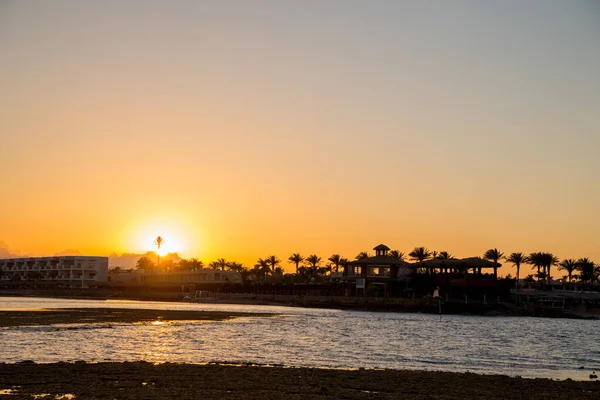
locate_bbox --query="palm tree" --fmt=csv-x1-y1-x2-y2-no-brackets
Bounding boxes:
251,260,270,282
506,252,530,292
483,248,504,279
136,256,155,271
328,254,343,273
178,258,188,271
576,258,596,285
355,252,371,260
389,250,405,261
154,236,164,268
227,261,245,272
266,255,281,275
306,254,322,268
529,252,544,283
437,251,452,260
288,253,304,274
189,258,204,271
408,246,432,262
255,258,271,276
558,259,577,283
305,254,322,279
540,253,559,284
210,258,228,271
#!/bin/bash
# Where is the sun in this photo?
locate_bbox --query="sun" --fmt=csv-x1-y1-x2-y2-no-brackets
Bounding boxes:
150,234,183,256
125,217,195,257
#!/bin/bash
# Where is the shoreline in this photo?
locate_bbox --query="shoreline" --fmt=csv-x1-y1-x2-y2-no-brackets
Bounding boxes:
2,291,598,320
0,361,598,399
0,307,275,327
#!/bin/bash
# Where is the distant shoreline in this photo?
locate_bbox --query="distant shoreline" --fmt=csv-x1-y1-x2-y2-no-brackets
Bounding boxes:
0,361,598,399
0,307,275,327
1,290,597,320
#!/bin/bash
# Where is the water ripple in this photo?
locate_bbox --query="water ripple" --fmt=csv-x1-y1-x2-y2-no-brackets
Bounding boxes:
0,297,598,380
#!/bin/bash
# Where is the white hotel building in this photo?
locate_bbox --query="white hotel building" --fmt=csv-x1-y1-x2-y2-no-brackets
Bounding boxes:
0,256,108,288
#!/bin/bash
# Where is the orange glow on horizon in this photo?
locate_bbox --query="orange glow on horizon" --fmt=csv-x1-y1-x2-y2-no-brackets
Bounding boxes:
122,216,201,258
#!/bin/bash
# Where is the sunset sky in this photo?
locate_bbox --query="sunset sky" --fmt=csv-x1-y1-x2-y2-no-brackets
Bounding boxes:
1,1,599,275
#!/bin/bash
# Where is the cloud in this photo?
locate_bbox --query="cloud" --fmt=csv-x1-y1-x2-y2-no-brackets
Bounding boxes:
0,241,22,258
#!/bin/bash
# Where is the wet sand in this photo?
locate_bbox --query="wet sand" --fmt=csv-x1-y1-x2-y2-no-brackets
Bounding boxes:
0,308,275,327
0,361,598,399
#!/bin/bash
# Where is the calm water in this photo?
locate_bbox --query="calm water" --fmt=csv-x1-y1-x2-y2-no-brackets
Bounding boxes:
1,297,598,380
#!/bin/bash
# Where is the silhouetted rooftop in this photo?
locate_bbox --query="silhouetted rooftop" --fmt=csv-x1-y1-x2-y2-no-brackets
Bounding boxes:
348,255,411,266
373,244,390,251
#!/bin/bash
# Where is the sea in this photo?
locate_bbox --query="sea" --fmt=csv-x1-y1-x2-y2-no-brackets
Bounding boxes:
1,297,598,380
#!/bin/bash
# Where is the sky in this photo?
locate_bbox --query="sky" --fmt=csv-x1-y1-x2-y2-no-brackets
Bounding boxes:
1,1,599,276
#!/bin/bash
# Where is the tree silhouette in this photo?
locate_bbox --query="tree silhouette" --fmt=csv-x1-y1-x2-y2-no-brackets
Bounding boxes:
576,258,596,284
266,255,281,275
506,252,529,292
253,258,271,280
483,248,504,279
409,247,432,262
189,258,204,271
305,254,322,279
154,236,164,269
227,261,244,272
529,252,544,283
540,252,559,284
558,259,577,283
389,250,405,261
136,256,155,271
209,258,228,271
437,251,452,260
328,254,343,273
355,252,371,260
288,253,304,274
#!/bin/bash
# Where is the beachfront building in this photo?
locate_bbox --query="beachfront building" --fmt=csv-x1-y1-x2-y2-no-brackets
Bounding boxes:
141,269,242,286
0,256,109,288
343,244,412,297
342,244,504,298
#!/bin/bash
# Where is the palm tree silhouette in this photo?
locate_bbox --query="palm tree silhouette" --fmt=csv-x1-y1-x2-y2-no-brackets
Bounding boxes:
227,261,244,272
483,248,504,279
389,250,405,261
558,259,577,283
355,252,371,260
305,254,322,279
409,247,432,262
506,252,530,293
437,251,452,260
541,253,559,285
328,254,343,273
154,236,164,269
576,258,596,284
529,252,544,283
266,255,281,275
189,258,204,271
215,258,229,270
137,256,155,271
288,253,304,274
254,258,271,276
409,247,432,274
